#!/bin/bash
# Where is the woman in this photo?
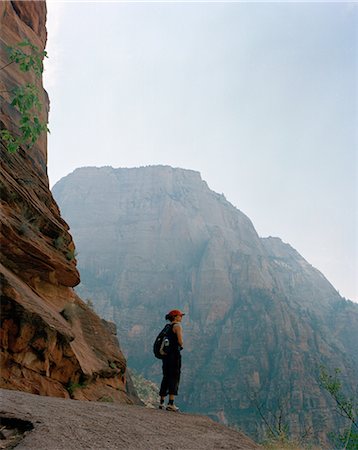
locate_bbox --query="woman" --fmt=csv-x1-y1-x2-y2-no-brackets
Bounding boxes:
159,309,185,412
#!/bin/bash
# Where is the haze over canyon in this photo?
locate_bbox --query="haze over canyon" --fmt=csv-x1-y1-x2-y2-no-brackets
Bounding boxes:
53,165,358,444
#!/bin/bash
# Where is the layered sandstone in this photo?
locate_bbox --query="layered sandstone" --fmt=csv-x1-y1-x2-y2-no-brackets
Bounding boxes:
0,1,137,404
53,165,358,443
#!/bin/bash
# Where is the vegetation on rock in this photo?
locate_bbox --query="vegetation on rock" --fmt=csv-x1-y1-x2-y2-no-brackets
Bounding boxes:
319,366,358,449
0,39,48,153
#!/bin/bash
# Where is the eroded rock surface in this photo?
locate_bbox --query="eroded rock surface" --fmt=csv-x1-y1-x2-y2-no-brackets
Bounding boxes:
0,389,261,450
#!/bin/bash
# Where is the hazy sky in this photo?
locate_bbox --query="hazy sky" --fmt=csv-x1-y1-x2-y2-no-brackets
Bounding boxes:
44,1,357,302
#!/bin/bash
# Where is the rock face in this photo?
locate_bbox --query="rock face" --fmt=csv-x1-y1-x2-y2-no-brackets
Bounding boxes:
53,165,358,444
0,2,138,404
0,388,261,450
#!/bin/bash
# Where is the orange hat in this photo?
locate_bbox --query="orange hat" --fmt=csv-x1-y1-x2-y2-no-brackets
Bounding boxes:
167,309,185,317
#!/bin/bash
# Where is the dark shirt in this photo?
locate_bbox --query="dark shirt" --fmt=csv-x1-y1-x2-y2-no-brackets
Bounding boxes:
166,323,181,355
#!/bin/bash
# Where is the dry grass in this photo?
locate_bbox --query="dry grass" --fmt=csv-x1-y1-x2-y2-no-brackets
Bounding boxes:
262,438,323,450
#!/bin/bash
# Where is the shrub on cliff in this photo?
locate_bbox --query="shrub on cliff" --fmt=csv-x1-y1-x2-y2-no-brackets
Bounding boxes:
0,40,48,153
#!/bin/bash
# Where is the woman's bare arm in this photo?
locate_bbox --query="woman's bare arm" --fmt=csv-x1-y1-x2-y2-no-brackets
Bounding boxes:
173,323,183,347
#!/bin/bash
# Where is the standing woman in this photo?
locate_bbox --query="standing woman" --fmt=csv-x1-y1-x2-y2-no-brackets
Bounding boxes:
159,309,185,411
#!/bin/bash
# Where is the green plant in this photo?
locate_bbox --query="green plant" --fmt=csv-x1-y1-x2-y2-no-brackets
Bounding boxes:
0,40,49,153
262,433,321,450
54,236,78,262
86,298,94,309
253,393,315,449
319,366,358,449
98,396,114,403
5,38,47,75
0,129,18,153
53,236,65,250
18,216,37,236
66,380,86,397
66,249,78,261
18,222,29,236
254,394,290,442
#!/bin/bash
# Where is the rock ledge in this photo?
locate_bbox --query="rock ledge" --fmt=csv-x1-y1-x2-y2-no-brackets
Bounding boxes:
0,389,260,450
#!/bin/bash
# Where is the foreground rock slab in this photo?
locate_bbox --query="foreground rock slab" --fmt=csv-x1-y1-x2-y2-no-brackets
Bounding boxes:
0,389,260,450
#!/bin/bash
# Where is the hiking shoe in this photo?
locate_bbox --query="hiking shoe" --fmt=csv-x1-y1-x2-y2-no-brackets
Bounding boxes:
166,404,179,412
159,404,165,410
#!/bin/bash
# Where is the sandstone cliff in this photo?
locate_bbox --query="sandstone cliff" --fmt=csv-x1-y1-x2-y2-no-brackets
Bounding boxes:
53,165,358,444
0,1,137,404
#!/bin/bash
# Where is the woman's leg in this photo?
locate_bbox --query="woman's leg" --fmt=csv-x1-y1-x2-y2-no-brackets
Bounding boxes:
168,354,181,398
166,353,181,410
159,358,169,407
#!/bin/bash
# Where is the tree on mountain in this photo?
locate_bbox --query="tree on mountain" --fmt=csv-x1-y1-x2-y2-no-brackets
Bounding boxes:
319,366,358,449
252,393,313,448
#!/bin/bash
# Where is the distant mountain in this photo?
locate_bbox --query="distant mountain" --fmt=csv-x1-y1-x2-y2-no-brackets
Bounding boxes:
53,165,358,443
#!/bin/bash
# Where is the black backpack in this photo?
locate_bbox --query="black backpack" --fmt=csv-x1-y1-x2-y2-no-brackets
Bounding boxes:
153,324,173,359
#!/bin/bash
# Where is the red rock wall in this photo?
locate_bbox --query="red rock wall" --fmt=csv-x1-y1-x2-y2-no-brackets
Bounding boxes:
0,1,138,404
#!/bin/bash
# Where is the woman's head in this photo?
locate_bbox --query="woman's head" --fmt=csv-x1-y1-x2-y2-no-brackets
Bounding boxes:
165,309,185,322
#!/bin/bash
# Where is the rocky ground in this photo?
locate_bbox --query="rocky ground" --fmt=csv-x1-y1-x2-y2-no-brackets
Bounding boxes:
0,389,260,450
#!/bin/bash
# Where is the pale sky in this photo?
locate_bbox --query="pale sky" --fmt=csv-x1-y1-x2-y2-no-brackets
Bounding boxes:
44,1,357,302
